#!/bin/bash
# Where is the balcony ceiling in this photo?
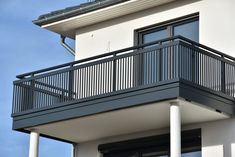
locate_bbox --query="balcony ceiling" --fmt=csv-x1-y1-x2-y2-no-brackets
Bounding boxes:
28,98,228,143
40,0,175,39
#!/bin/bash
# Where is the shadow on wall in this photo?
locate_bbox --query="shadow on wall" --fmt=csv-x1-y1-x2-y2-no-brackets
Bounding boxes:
77,0,202,34
201,118,235,157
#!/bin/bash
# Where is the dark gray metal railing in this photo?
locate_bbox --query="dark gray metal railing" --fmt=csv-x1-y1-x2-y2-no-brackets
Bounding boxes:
12,36,235,114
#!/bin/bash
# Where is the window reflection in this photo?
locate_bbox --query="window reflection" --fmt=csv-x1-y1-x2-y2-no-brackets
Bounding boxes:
142,151,168,157
140,18,199,85
174,20,199,42
182,151,201,157
143,29,168,43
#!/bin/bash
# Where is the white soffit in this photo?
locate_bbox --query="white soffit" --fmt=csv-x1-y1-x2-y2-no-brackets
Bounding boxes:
30,99,229,143
42,0,175,39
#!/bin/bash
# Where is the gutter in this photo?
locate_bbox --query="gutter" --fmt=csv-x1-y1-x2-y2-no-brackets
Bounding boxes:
60,35,75,56
33,0,129,26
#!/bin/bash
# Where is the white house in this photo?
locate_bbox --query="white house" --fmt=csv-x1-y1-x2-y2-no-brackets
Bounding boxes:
12,0,235,157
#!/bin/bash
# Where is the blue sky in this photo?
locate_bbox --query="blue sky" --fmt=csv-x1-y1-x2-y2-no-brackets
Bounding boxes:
0,0,86,156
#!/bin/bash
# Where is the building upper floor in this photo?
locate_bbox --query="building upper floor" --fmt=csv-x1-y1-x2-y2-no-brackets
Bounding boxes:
12,0,235,145
33,0,235,59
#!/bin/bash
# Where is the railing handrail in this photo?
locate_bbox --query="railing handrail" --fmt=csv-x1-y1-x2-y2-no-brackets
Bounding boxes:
14,42,177,84
12,36,235,114
16,35,235,79
177,36,235,61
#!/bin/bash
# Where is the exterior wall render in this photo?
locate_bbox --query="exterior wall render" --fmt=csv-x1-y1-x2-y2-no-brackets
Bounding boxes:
75,0,235,60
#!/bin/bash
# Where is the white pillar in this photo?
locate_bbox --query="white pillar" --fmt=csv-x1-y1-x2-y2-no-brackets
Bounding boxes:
72,144,77,157
170,102,181,157
29,131,39,157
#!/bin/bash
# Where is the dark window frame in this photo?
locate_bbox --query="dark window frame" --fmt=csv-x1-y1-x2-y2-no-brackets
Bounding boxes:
134,13,199,46
132,13,199,85
98,129,201,157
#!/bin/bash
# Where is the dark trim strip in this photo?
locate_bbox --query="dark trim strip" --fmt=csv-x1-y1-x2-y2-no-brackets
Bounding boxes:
12,79,179,118
13,80,180,130
12,79,234,131
98,129,201,154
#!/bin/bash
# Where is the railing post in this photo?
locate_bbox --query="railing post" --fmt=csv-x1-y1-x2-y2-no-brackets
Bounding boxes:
29,74,35,110
221,55,226,93
138,51,144,86
192,44,195,83
68,64,74,100
113,54,116,92
177,42,180,79
158,41,162,82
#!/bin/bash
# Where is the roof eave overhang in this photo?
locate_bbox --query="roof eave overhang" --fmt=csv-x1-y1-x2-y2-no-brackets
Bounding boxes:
33,0,130,27
34,0,175,39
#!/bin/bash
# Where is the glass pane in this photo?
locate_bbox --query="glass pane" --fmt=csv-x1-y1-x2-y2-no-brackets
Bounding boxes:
174,20,199,42
141,148,168,157
142,150,168,157
143,29,168,44
142,29,168,85
182,151,201,157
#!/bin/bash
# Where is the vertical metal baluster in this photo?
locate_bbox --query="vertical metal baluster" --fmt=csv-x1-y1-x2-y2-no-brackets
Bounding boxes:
159,42,162,82
123,57,125,89
29,74,35,110
67,64,74,100
109,61,111,92
85,67,88,97
98,64,101,95
104,62,107,94
81,68,84,98
117,58,120,91
124,57,127,89
221,56,225,93
95,65,97,96
88,66,91,97
90,65,93,96
49,76,51,106
101,63,104,94
78,68,81,99
63,73,66,102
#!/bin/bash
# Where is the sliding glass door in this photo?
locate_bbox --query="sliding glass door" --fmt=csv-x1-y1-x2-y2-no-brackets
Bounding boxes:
101,129,201,157
136,14,199,84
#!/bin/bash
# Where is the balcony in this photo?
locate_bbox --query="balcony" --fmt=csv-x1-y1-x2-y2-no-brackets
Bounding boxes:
12,36,235,142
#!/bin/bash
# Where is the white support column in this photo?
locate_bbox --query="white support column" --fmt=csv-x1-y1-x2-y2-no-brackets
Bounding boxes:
72,143,77,157
170,102,181,157
29,131,39,157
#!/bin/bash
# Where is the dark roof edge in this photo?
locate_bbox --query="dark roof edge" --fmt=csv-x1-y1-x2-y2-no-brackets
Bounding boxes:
33,0,130,26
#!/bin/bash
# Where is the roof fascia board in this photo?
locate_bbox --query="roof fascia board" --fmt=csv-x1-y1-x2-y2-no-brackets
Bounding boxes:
40,0,134,28
33,0,130,27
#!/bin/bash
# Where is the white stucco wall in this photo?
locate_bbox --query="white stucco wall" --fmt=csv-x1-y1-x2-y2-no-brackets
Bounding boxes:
75,0,235,60
200,119,235,157
73,0,235,156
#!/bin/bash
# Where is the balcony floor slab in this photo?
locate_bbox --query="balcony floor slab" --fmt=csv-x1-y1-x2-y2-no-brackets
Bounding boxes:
27,98,228,143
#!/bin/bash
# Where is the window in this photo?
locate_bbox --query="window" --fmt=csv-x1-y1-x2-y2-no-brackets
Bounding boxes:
136,13,199,45
143,28,168,44
173,19,199,42
99,129,201,157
